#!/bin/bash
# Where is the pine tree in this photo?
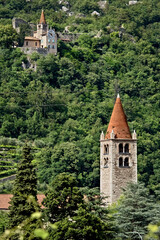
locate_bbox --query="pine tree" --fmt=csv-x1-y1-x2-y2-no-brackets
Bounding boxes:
115,183,160,239
8,145,39,228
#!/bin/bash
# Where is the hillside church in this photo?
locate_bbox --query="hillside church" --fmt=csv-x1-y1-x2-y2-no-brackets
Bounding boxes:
21,10,57,55
100,94,137,204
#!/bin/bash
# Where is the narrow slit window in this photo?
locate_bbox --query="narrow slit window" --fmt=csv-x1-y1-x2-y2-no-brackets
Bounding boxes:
104,144,109,155
119,157,123,167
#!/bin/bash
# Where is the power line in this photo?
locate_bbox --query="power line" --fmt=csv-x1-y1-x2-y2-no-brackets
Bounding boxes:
0,104,67,108
0,88,159,95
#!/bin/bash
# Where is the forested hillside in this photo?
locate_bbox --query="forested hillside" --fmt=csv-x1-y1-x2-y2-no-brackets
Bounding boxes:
0,0,160,196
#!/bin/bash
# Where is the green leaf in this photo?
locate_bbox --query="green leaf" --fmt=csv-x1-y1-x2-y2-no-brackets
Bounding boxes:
31,212,42,219
34,229,49,239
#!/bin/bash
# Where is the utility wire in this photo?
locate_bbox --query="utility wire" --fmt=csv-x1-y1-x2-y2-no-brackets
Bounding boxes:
0,87,159,95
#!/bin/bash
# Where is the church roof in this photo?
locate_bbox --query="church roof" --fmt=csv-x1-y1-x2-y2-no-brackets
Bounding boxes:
25,36,41,41
105,94,132,139
39,10,46,24
0,194,45,210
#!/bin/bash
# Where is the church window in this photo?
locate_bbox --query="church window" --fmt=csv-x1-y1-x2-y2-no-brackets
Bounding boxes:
104,158,108,168
104,144,109,155
119,143,123,153
52,45,55,49
35,42,37,46
119,157,123,167
125,144,129,153
124,157,129,167
48,45,50,48
52,39,55,43
48,39,50,43
26,41,28,46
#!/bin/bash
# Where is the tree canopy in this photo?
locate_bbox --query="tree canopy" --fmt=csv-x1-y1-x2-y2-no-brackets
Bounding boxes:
115,183,160,239
8,146,39,228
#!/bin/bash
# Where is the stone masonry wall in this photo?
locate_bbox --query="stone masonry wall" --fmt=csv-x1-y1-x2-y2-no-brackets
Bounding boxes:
112,139,137,203
20,47,57,56
100,138,137,205
100,139,112,204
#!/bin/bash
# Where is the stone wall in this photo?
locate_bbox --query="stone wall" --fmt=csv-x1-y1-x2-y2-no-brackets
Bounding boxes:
57,32,81,41
20,47,57,56
12,18,35,36
100,138,137,205
112,139,137,203
12,18,28,29
100,139,112,204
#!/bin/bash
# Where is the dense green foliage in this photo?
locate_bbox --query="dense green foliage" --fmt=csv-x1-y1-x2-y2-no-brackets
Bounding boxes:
0,1,160,239
1,173,117,240
44,173,83,222
145,224,160,240
115,183,160,239
0,25,18,48
0,211,9,235
8,146,39,229
44,173,117,240
50,207,115,240
2,212,44,240
0,0,159,197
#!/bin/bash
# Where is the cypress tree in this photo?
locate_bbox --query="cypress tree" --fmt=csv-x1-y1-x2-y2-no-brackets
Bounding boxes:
8,145,39,228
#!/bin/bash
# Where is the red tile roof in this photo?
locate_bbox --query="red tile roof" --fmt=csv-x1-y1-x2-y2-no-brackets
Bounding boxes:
105,95,132,139
25,36,41,41
0,194,45,210
39,10,46,24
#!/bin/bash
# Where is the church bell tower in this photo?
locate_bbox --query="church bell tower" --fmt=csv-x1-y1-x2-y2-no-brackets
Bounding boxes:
100,94,137,205
36,10,48,39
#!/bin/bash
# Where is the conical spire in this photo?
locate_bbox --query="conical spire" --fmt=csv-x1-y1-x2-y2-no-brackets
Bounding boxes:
105,95,132,139
39,10,46,24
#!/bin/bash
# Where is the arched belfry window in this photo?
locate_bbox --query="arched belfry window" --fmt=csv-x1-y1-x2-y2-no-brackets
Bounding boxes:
119,143,123,153
104,144,109,155
124,157,129,167
119,157,123,167
125,144,129,153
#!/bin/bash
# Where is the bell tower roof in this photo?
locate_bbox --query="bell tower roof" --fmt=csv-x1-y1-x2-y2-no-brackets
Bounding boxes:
39,10,46,24
105,94,132,139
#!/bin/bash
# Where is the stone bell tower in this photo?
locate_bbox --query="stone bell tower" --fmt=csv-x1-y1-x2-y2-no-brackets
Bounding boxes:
36,10,48,39
100,94,137,205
